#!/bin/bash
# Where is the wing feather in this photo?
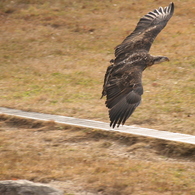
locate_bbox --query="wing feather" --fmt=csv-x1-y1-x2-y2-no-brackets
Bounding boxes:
103,63,143,128
109,93,141,128
115,2,174,61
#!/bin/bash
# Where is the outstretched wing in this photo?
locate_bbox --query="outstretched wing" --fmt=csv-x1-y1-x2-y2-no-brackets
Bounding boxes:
115,2,174,61
102,3,174,127
103,61,143,128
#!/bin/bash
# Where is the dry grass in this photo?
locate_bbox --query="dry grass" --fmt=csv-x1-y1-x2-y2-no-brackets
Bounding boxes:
0,117,195,195
0,2,195,194
0,0,194,134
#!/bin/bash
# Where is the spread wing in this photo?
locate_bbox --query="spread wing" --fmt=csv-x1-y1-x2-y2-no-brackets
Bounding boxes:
102,61,143,128
102,3,174,128
115,2,174,62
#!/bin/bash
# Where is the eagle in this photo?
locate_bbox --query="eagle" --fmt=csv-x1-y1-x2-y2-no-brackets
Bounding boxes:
101,2,174,128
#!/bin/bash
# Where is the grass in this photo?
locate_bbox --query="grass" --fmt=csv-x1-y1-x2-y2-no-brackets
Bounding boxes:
0,0,194,134
0,2,194,193
0,117,195,194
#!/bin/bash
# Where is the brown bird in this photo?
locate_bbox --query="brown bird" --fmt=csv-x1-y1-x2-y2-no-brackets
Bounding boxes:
101,2,174,128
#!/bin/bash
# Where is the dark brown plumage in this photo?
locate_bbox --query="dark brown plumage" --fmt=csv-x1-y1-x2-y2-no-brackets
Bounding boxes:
101,3,174,128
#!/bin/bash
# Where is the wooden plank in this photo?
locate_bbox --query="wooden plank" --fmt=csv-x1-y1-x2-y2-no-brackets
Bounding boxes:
0,107,195,145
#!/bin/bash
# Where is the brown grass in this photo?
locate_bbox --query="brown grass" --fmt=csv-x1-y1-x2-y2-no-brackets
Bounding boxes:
0,2,195,194
0,0,194,134
0,116,195,195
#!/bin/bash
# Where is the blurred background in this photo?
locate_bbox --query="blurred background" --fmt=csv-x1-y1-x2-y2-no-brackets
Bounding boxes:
0,0,194,134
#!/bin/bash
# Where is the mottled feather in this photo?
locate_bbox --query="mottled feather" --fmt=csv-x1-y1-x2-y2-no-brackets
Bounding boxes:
102,3,174,128
115,2,174,62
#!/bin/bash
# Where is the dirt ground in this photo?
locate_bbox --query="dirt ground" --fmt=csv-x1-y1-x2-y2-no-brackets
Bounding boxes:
0,115,195,195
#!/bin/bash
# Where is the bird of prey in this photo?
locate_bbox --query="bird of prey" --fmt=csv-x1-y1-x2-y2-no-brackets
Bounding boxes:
101,2,174,128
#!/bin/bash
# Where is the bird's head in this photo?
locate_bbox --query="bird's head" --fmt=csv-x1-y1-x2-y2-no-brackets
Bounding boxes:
153,56,170,64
